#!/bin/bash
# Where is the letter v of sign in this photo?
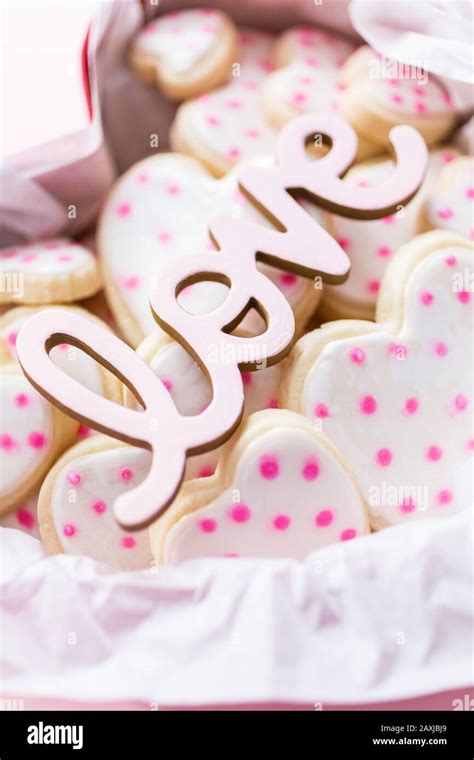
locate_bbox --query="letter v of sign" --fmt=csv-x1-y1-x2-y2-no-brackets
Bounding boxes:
16,115,427,529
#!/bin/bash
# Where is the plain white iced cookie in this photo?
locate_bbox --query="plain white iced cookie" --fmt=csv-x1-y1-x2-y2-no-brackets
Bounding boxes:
170,28,277,176
418,156,474,241
98,152,323,346
38,436,153,572
281,231,474,529
129,8,238,100
0,238,101,305
339,46,457,150
150,410,369,564
320,146,462,320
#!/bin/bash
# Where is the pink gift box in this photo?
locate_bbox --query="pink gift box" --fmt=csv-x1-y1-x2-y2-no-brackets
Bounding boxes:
0,0,473,710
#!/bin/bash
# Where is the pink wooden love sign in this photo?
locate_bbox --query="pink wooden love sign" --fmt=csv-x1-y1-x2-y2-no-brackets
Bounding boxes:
16,114,428,529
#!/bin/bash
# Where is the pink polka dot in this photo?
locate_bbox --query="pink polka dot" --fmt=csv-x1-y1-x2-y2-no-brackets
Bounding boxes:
63,524,76,537
240,371,251,386
376,448,392,467
377,245,392,258
165,182,181,195
198,466,215,478
340,528,357,541
77,424,91,439
17,508,35,530
116,203,131,218
436,489,452,506
156,230,172,244
0,434,17,452
412,86,425,97
337,237,351,250
466,439,474,451
382,214,396,225
445,254,457,266
21,253,37,263
121,536,136,549
315,509,333,527
14,393,30,407
302,458,319,481
229,504,251,523
224,98,242,109
465,187,474,199
349,347,365,365
161,378,173,392
457,290,471,304
7,331,18,347
291,91,308,105
388,343,407,359
399,498,416,514
27,432,46,449
434,341,448,357
391,94,404,104
268,397,279,409
404,397,419,414
57,254,72,263
120,275,140,290
280,272,297,287
314,402,329,419
420,291,433,305
259,455,279,480
205,115,221,126
359,395,377,414
226,147,241,161
244,128,261,139
437,207,454,220
92,500,107,514
120,467,133,482
452,393,468,412
368,279,380,293
224,553,239,558
426,445,443,461
415,101,427,114
199,518,217,533
273,514,291,531
67,470,81,486
137,171,149,184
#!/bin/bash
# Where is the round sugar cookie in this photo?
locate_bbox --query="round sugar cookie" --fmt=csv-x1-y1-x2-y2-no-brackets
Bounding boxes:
0,238,101,305
129,8,238,101
339,46,457,150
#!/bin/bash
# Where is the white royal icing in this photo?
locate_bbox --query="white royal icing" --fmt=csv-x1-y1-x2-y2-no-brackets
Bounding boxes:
0,374,53,497
266,26,356,117
143,340,282,479
51,447,154,572
134,8,223,73
100,152,321,338
1,313,104,395
179,29,277,166
301,247,474,525
425,157,474,240
0,239,94,277
0,492,40,539
163,425,368,563
325,147,462,312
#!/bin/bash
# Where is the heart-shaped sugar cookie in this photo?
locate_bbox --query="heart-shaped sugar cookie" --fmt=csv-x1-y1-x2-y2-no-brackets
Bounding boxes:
282,231,474,528
150,410,368,564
